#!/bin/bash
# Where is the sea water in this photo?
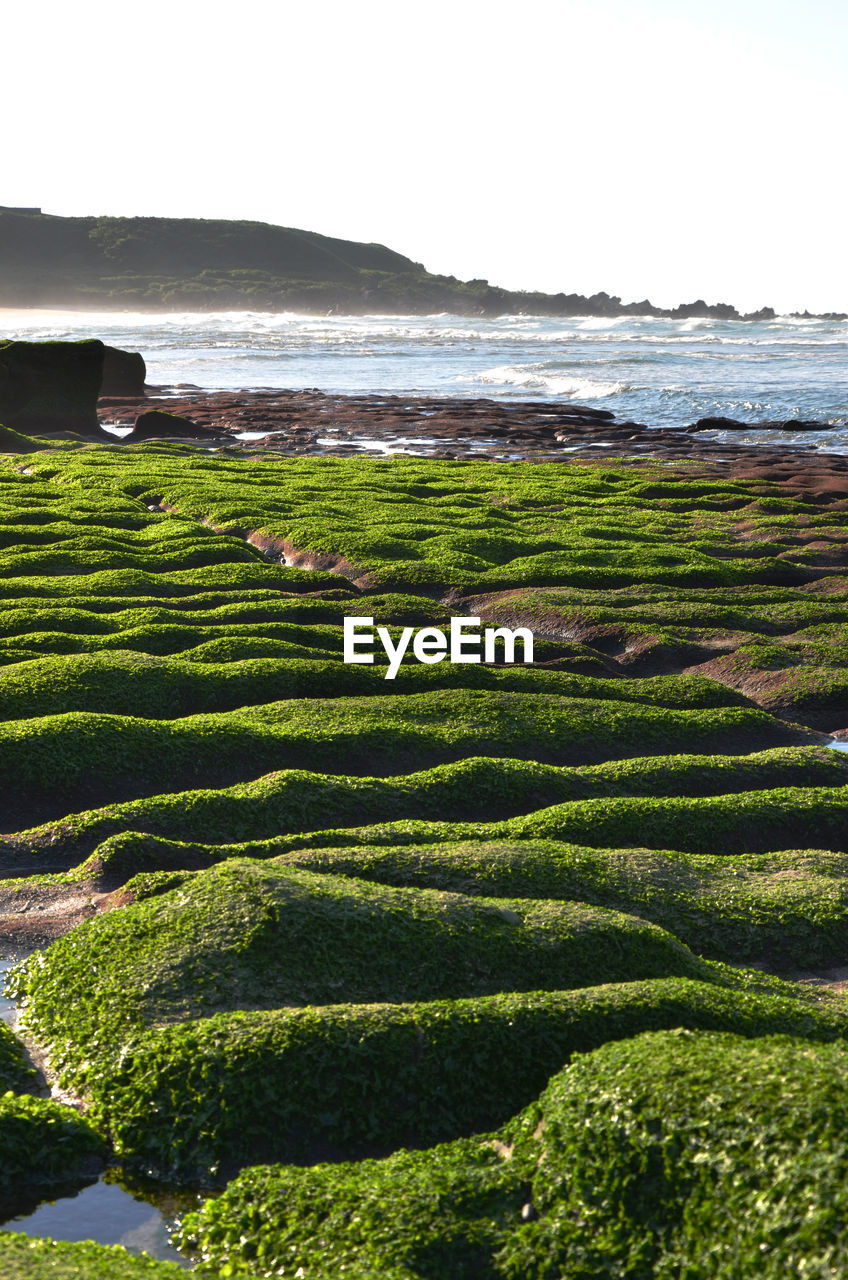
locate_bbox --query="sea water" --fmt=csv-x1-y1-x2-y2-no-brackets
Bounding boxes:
0,309,846,447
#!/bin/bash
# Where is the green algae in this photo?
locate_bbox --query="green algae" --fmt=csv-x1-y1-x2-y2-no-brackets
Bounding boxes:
17,447,833,598
274,840,848,966
0,1234,185,1279
88,979,848,1182
6,746,843,872
0,649,749,719
0,1022,36,1093
2,438,848,1265
11,856,847,1183
0,426,45,454
13,825,848,970
10,860,726,1089
0,691,794,831
175,783,848,863
42,830,848,967
0,1093,105,1192
179,1029,848,1279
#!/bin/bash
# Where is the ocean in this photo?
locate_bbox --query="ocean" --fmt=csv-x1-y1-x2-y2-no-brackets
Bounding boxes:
1,308,847,450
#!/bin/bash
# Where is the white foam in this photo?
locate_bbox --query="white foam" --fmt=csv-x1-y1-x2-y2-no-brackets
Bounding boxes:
473,365,625,399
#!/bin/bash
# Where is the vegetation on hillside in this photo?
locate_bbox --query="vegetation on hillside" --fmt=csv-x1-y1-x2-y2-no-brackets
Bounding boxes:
1,208,822,317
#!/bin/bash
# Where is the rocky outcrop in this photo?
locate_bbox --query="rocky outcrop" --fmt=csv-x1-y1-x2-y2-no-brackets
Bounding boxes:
100,345,146,396
692,416,831,432
0,338,146,437
0,338,106,435
127,409,207,441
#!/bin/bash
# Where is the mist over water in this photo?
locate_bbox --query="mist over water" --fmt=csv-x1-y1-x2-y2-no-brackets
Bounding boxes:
1,309,846,443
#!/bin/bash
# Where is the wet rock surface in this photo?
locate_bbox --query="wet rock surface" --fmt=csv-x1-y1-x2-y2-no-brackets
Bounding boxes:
95,389,848,501
99,387,624,455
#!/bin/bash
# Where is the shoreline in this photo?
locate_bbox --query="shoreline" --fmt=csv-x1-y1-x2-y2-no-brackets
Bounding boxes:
89,386,848,503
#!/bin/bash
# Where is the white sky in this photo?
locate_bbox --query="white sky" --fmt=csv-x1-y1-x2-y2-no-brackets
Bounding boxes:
6,0,847,313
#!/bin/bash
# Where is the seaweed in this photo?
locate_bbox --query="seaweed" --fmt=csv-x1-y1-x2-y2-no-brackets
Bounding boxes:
3,438,848,1268
179,1030,848,1278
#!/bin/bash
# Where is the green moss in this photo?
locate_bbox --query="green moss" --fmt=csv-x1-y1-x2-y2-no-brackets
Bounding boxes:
0,1234,186,1279
0,691,793,831
0,1021,36,1093
0,427,44,454
90,978,848,1182
16,447,829,598
0,1092,105,1191
11,859,725,1091
504,1030,848,1278
201,783,848,862
8,746,843,871
178,1030,848,1279
273,840,848,966
0,648,750,720
44,829,848,967
2,440,848,1261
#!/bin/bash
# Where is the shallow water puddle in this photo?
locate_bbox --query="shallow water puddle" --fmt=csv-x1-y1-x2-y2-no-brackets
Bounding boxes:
828,740,848,752
1,1178,194,1268
0,957,195,1268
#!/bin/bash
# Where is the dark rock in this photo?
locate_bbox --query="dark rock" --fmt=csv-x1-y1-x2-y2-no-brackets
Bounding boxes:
559,404,616,422
126,410,206,441
672,300,741,320
100,346,146,397
0,339,106,435
691,417,747,431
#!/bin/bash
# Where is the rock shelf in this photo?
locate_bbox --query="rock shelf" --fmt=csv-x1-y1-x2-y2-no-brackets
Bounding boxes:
2,424,848,1275
97,386,848,470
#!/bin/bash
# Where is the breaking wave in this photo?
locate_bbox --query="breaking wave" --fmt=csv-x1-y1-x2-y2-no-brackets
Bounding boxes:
472,365,627,399
0,309,844,429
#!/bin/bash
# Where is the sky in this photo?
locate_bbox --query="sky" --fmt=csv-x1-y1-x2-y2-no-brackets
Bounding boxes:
6,0,847,314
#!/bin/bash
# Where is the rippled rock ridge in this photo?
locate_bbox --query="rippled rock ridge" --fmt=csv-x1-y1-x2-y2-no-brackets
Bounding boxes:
3,426,848,1276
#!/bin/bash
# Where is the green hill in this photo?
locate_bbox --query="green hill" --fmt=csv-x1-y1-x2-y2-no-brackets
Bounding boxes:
1,206,820,319
0,207,443,312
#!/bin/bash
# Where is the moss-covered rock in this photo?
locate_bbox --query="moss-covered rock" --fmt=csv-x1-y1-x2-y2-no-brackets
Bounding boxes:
273,839,848,966
0,1092,105,1192
0,1021,36,1093
9,859,722,1085
0,1233,185,1279
0,690,798,832
10,746,843,872
0,426,43,455
100,345,146,397
3,437,848,1269
185,783,848,862
0,340,106,435
179,1029,848,1279
89,978,848,1182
